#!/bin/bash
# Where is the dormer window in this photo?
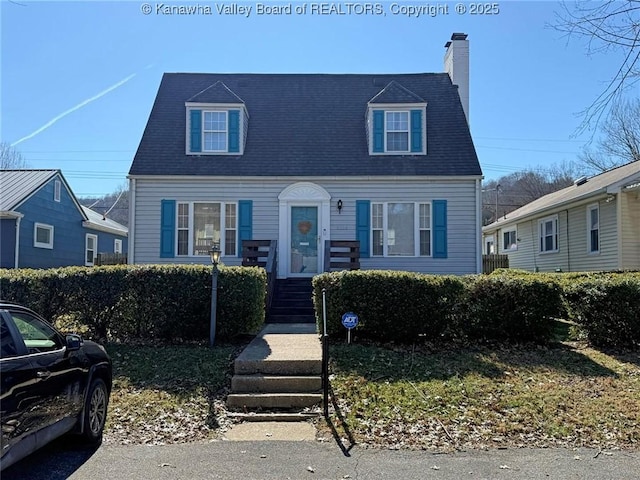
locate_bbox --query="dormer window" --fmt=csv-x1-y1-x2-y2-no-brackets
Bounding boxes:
367,81,426,156
385,111,409,152
204,111,228,152
185,81,248,155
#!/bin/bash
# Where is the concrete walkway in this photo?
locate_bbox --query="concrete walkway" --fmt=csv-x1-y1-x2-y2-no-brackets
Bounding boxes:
225,322,322,437
233,323,321,373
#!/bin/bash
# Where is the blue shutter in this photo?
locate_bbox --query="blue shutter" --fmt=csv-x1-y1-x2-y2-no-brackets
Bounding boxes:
238,200,252,256
410,109,423,153
372,110,384,153
190,110,202,153
432,200,447,259
356,200,370,258
228,110,240,153
160,200,176,258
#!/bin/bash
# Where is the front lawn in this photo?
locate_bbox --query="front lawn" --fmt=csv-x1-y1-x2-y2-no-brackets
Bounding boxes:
324,342,640,451
103,340,639,450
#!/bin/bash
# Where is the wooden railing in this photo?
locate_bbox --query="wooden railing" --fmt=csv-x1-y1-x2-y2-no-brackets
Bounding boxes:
482,254,509,274
95,253,127,266
242,240,278,312
323,240,360,272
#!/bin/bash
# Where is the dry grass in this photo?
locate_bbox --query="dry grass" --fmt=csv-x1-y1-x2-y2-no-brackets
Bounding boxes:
324,341,640,451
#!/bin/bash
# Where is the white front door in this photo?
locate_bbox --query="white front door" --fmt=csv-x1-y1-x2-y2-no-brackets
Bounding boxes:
278,182,331,278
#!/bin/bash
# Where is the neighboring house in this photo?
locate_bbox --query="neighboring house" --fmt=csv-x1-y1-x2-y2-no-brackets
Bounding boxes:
482,162,640,272
128,33,483,277
0,169,128,269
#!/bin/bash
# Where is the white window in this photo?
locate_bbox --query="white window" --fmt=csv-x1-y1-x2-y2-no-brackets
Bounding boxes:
539,215,558,253
587,204,599,253
502,228,517,251
114,239,123,254
85,234,98,266
385,111,409,152
176,202,237,257
54,180,61,202
203,111,227,152
371,202,431,257
34,223,54,249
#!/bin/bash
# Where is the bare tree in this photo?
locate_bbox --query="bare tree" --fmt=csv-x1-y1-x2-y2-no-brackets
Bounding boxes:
0,142,28,169
578,98,640,172
482,161,582,225
554,1,640,130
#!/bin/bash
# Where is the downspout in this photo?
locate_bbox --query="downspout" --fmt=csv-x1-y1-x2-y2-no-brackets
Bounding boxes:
565,209,570,272
14,216,22,268
128,178,136,264
475,178,482,274
616,192,623,270
531,219,538,272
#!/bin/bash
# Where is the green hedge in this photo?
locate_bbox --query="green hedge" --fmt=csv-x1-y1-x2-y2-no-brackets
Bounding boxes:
313,270,464,343
462,274,563,343
0,265,266,342
325,268,640,348
563,274,640,348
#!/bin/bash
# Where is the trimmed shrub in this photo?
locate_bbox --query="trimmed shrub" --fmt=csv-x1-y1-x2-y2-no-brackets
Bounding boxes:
564,275,640,348
0,265,266,342
313,270,465,343
462,274,563,343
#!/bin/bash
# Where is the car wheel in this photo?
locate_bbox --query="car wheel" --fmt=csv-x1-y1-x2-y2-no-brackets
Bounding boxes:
82,378,108,444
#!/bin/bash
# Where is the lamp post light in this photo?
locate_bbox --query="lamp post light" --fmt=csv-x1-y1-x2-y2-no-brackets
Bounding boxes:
209,243,221,347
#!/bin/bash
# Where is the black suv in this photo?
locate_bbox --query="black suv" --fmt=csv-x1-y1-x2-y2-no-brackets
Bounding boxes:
0,303,112,471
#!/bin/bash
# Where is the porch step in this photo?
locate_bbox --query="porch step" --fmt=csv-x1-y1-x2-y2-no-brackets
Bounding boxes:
232,374,322,393
227,393,322,410
227,412,319,422
227,323,322,413
268,278,315,324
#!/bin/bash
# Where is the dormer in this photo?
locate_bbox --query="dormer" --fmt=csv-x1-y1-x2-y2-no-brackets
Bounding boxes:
185,81,249,155
366,81,427,155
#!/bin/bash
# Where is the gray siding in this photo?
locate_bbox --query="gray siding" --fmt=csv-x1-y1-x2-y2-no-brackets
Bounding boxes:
621,192,640,269
496,197,622,272
132,177,480,275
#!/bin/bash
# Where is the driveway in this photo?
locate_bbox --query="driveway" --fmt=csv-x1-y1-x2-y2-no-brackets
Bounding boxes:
3,436,639,480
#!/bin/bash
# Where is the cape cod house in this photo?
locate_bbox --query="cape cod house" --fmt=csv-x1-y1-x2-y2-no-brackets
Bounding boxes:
127,33,483,277
0,169,128,269
482,161,640,272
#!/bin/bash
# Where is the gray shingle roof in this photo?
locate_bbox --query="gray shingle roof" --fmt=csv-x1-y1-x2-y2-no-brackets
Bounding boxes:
483,161,640,232
130,73,481,177
0,169,58,211
368,81,426,104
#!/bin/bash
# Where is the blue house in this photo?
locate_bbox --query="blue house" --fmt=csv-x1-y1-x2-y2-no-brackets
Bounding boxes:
0,169,128,269
128,33,483,276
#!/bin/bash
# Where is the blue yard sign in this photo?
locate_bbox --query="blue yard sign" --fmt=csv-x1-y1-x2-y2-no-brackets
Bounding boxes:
342,312,359,330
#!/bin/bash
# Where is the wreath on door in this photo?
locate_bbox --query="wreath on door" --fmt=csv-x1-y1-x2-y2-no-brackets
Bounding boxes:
297,221,312,234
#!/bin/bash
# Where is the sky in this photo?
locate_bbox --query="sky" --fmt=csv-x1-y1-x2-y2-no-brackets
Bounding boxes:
1,0,633,198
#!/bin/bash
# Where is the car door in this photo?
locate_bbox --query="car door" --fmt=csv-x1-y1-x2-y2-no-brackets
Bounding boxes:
7,310,86,437
0,314,37,463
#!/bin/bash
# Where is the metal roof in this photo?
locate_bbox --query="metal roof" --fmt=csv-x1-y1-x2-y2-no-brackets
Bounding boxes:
0,169,59,211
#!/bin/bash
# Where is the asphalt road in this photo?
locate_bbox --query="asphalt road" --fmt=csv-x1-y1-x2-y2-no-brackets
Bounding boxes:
3,436,640,480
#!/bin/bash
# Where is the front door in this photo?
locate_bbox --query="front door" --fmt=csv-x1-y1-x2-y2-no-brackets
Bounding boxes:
290,206,319,275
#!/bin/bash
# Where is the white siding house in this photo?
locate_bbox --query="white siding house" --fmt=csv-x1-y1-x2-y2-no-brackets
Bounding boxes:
482,162,640,272
129,34,483,277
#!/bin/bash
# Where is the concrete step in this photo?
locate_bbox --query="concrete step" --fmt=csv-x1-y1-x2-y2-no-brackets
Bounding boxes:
231,374,322,393
227,393,322,410
235,358,321,375
227,412,319,422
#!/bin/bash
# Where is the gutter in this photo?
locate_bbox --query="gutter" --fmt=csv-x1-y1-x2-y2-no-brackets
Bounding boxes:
482,188,611,234
82,221,128,237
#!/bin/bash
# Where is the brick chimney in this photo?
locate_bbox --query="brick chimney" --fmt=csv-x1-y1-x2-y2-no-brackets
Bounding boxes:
444,33,469,124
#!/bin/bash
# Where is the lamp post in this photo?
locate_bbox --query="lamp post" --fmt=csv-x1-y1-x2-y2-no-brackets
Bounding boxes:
209,243,221,347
